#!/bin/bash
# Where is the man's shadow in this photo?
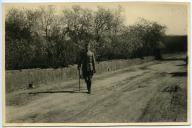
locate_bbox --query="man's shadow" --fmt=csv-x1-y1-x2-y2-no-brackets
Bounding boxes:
29,90,88,94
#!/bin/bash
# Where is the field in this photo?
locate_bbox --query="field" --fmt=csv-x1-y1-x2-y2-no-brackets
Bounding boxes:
5,53,187,123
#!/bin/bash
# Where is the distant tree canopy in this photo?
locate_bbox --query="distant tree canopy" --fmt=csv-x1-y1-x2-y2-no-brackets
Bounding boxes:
6,6,167,70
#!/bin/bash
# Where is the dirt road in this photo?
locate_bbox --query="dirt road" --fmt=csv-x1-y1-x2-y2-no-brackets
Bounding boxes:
6,54,187,123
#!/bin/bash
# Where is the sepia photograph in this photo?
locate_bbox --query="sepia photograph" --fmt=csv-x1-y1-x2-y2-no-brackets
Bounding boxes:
2,2,190,126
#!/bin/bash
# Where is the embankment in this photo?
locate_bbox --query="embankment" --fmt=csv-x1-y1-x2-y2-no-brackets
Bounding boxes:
6,58,153,93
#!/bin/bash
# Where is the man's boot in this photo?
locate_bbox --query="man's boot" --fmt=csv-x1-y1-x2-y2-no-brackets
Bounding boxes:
86,83,89,94
88,81,91,94
88,80,91,94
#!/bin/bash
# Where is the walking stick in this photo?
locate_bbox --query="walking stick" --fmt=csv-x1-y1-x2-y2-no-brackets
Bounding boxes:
78,69,81,91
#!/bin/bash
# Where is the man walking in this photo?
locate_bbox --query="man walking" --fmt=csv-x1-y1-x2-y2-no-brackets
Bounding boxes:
78,43,96,94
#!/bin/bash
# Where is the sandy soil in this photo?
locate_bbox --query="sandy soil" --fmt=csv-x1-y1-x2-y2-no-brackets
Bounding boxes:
6,54,187,123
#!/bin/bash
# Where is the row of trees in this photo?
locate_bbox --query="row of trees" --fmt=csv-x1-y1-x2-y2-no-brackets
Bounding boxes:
6,5,166,70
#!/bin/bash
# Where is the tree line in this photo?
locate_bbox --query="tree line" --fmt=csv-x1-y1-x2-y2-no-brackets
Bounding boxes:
5,5,166,70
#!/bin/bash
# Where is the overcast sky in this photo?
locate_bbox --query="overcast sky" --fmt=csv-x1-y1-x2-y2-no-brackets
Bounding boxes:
4,2,189,35
122,3,188,35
